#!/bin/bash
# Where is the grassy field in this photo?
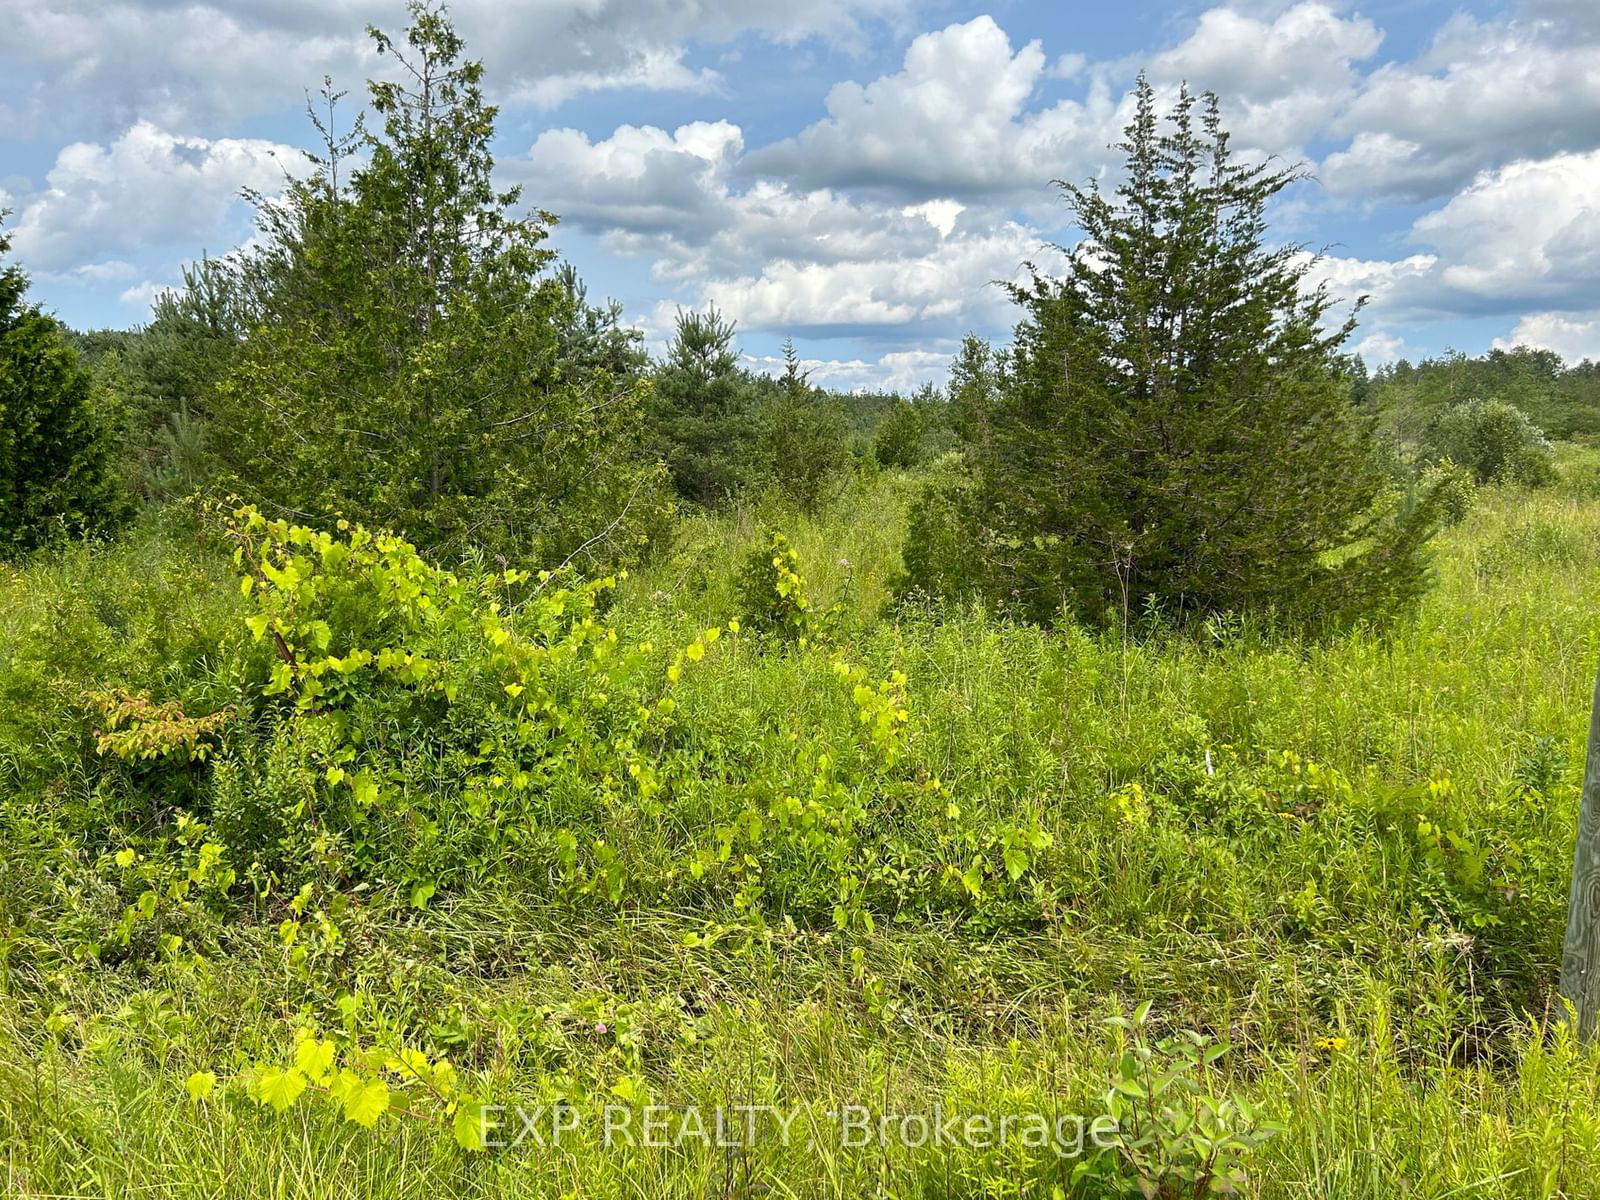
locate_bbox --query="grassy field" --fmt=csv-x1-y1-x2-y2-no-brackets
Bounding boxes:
4,455,1600,1198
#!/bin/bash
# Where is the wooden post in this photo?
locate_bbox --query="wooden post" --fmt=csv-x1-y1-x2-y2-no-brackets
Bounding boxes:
1561,659,1600,1038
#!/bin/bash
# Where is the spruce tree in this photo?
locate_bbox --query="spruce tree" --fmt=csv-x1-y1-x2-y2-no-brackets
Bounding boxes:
0,220,125,555
938,79,1437,627
756,340,850,513
648,306,758,505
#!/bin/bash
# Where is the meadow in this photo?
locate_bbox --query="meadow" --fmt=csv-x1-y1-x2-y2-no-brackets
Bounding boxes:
4,449,1600,1199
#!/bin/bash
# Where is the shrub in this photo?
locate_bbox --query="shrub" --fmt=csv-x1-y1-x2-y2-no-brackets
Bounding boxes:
872,394,929,468
649,306,761,505
0,221,126,556
205,5,670,567
1421,458,1477,526
1425,398,1555,487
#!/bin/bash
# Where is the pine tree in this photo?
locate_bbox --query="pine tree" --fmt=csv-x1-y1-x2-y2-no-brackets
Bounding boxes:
208,2,668,565
930,78,1437,627
0,219,125,555
648,306,759,505
756,340,850,512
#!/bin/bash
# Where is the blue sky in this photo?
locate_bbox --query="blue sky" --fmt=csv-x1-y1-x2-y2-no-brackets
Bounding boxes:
3,0,1598,389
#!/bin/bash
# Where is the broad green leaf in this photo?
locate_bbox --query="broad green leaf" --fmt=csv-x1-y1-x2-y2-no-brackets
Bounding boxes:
185,1071,217,1103
342,1077,390,1128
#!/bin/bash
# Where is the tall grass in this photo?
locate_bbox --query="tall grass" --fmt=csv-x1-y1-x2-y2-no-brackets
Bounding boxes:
3,465,1600,1197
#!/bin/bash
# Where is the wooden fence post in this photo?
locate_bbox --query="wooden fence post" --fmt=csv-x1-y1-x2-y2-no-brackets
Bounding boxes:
1560,659,1600,1039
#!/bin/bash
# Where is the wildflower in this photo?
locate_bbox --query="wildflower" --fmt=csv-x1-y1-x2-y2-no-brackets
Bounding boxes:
1313,1036,1347,1051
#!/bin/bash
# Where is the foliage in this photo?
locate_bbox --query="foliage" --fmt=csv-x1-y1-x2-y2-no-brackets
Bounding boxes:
3,461,1600,1194
1423,398,1557,488
0,219,126,555
755,340,851,512
1420,458,1477,526
204,4,669,566
872,389,938,468
907,80,1439,628
1083,1003,1281,1197
733,529,835,645
648,306,760,505
946,333,1001,444
1378,345,1600,443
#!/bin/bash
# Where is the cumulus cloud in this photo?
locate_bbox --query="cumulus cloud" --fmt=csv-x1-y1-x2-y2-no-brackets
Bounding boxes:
519,116,1043,339
7,120,298,272
0,0,907,132
1410,151,1600,312
1303,150,1600,333
743,15,1126,200
1140,2,1381,152
1497,312,1600,364
1323,10,1600,201
745,4,1380,202
745,347,954,392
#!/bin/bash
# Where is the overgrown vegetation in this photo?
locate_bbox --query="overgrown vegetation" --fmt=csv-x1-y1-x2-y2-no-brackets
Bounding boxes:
5,5,1600,1197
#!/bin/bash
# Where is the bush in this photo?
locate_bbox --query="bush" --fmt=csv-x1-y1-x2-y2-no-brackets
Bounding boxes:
897,453,984,603
755,342,851,513
872,394,929,468
204,6,670,567
1425,398,1555,487
1421,458,1477,526
0,222,126,556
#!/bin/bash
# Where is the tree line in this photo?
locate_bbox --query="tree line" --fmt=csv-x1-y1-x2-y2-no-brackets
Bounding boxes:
4,1,1594,627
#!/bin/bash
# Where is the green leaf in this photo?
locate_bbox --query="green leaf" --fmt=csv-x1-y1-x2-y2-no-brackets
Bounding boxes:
294,1037,337,1083
453,1096,489,1151
185,1071,217,1103
257,1066,308,1113
342,1077,390,1129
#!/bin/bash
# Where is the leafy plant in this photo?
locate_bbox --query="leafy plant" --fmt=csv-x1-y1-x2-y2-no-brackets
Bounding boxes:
1085,1003,1282,1198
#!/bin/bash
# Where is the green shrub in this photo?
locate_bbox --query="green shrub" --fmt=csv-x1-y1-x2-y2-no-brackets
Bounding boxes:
0,222,126,556
1424,398,1555,487
754,341,851,513
1420,458,1477,526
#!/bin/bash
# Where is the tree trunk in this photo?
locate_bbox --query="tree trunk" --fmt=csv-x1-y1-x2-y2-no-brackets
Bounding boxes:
1560,658,1600,1038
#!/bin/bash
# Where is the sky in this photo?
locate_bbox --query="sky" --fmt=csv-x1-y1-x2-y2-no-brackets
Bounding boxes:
2,0,1598,391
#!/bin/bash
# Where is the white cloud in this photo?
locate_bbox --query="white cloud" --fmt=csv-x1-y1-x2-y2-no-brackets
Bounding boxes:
117,279,178,313
744,16,1127,200
1497,312,1600,364
1324,11,1600,201
699,221,1047,333
1410,152,1600,311
1141,3,1381,152
520,121,744,239
746,4,1381,202
1,0,908,132
519,116,1040,339
1303,150,1600,328
8,121,298,272
744,347,954,392
1353,330,1408,365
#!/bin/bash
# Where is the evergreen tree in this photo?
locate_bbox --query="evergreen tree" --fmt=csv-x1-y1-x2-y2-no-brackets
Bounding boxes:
914,79,1437,626
208,3,668,565
946,334,1001,444
648,306,758,505
756,340,850,512
0,219,125,555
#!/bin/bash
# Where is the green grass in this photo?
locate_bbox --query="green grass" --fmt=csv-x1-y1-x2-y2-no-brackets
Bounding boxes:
4,466,1600,1197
